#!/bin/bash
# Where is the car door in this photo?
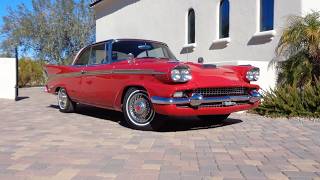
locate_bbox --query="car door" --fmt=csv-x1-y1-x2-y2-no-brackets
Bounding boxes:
67,47,91,102
80,42,114,107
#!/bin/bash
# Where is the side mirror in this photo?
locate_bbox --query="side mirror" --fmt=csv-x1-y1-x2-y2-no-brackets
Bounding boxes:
128,53,134,59
127,53,134,63
198,57,204,64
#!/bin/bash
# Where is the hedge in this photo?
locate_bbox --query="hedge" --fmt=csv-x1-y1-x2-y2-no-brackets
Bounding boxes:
254,82,320,118
18,58,46,87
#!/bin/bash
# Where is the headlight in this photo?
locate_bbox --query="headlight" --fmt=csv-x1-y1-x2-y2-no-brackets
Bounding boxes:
246,68,260,81
170,67,192,82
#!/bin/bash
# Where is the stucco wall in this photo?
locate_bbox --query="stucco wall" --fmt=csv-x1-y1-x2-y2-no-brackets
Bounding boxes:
95,0,302,62
301,0,320,15
0,58,17,100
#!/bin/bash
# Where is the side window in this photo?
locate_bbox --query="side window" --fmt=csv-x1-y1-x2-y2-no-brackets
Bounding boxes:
89,43,108,65
111,51,131,62
111,42,131,62
74,48,91,65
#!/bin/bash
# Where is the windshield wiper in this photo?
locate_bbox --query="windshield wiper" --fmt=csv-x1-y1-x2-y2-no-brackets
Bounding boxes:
135,56,177,60
135,57,161,59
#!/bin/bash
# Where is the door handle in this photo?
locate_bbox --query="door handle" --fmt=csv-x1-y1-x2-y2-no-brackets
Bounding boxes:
81,70,87,74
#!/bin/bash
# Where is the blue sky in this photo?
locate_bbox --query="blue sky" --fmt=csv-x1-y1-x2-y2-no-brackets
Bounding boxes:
0,1,32,56
0,0,85,57
0,0,32,26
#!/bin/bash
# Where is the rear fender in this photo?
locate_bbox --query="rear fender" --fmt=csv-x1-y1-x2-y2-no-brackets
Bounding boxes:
45,64,74,94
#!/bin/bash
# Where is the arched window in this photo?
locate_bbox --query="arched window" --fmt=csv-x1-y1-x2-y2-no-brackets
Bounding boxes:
187,9,195,44
260,0,274,31
219,0,229,39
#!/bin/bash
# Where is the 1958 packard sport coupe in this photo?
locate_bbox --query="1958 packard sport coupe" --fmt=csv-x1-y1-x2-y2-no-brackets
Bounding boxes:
45,39,261,130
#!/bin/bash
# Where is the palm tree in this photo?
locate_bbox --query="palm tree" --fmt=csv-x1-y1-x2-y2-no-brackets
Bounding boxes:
273,11,320,88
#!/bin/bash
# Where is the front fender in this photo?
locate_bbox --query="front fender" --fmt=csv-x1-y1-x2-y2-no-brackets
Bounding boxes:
112,77,195,111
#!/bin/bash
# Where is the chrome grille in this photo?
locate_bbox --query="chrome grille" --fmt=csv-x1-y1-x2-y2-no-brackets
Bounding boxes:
194,87,248,97
177,102,249,108
199,102,249,108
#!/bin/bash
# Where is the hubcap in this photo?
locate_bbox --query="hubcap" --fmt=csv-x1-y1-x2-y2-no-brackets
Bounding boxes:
134,100,147,114
58,89,68,109
127,91,155,126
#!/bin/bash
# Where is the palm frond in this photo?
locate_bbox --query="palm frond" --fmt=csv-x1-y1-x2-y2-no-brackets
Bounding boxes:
271,11,320,87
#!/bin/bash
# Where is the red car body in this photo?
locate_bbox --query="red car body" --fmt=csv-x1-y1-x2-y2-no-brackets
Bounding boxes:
45,39,261,129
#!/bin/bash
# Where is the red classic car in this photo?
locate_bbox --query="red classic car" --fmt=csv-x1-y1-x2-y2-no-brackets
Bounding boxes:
45,39,261,130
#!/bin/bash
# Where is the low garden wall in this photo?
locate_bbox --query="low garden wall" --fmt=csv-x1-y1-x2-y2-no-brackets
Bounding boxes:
0,58,17,100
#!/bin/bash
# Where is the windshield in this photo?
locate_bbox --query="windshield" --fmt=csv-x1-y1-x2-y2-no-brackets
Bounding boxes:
111,40,177,62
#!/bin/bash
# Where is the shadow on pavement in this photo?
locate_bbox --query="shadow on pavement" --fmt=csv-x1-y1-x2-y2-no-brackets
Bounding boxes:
159,117,243,132
49,104,123,123
15,96,29,101
76,105,123,123
49,104,243,131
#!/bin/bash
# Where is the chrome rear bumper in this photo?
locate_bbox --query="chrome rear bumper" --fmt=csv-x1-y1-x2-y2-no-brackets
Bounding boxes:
151,90,262,107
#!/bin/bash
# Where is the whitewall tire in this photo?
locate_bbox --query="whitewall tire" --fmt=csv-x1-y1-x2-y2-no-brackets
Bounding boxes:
122,88,163,130
57,88,76,113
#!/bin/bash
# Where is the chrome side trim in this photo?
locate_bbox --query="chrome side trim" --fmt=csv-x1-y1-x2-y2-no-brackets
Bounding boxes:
48,69,166,81
86,70,113,76
112,69,166,75
48,72,82,81
151,90,262,107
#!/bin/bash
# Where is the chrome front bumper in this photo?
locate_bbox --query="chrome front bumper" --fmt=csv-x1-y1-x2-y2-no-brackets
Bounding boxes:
151,90,262,107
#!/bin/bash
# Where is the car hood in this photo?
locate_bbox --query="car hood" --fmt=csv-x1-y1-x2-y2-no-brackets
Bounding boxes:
132,58,246,87
185,62,246,87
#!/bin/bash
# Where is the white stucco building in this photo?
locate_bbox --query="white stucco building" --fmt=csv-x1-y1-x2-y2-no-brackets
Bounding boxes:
91,0,320,90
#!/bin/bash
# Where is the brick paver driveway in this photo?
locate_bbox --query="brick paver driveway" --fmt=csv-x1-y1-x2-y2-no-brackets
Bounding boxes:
0,88,320,180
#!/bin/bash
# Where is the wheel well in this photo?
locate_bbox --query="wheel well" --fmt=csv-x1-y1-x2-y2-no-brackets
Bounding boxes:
121,86,147,104
55,87,61,94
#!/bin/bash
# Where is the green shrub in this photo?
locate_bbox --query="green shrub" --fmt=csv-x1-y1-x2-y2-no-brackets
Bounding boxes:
256,12,320,118
19,58,46,87
254,82,320,118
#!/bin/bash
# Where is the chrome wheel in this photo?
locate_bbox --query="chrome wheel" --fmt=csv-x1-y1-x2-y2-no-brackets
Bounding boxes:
58,88,68,110
126,90,155,126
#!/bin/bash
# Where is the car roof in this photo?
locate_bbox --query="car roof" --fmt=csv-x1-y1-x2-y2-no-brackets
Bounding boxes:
91,38,168,47
72,39,170,65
